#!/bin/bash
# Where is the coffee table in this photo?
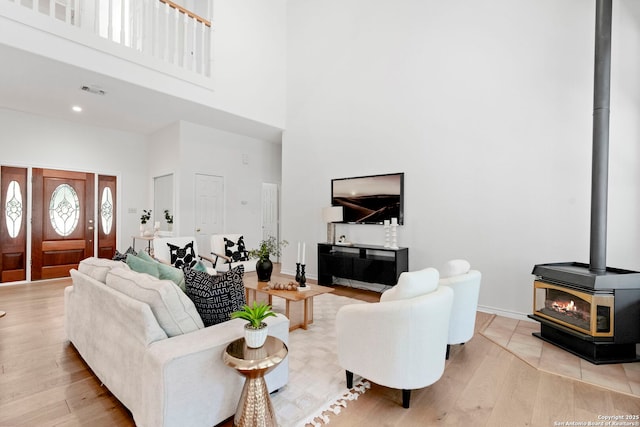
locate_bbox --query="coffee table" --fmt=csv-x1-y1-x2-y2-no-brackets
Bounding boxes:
244,281,334,331
223,336,287,427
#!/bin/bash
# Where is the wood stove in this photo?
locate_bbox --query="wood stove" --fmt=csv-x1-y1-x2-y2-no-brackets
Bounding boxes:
530,1,640,364
530,262,640,364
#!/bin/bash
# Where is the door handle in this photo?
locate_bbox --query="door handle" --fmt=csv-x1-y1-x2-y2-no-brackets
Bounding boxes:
196,228,201,232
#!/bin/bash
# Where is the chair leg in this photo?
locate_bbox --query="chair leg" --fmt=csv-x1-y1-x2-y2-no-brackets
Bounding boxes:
346,370,353,388
402,389,411,408
446,344,451,360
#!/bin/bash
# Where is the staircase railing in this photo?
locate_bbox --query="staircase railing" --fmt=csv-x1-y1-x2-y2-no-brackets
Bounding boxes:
6,0,212,78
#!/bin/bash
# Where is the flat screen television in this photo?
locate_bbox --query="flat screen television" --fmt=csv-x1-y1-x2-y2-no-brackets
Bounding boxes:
331,173,404,224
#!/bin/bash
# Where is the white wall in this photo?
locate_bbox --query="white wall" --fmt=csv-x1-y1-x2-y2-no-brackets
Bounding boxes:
212,0,287,128
283,0,640,316
175,121,282,254
0,108,148,263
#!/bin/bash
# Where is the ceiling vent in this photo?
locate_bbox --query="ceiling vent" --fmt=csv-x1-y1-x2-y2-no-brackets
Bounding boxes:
81,85,106,96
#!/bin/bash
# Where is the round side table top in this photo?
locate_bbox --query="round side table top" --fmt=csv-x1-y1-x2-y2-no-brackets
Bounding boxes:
223,336,288,373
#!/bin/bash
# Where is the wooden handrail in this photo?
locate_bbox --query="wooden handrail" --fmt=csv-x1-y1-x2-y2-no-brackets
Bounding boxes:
158,0,211,27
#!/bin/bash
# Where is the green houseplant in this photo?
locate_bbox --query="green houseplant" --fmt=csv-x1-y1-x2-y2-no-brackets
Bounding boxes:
139,209,152,236
231,301,277,348
248,236,288,282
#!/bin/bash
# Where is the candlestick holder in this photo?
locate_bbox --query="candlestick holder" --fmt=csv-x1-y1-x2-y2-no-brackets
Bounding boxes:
298,264,307,287
384,223,391,248
390,223,399,249
295,263,301,282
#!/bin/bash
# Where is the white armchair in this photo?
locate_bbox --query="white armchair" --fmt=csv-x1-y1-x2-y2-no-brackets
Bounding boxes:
153,236,216,275
210,234,257,273
438,259,482,359
336,268,454,408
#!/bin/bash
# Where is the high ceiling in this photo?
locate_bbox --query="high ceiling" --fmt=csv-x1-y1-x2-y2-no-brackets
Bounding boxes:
0,42,283,142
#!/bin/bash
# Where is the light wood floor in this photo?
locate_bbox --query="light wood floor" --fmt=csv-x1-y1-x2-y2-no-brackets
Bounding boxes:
1,271,639,427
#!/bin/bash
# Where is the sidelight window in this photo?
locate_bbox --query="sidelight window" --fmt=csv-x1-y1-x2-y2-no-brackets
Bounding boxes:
5,180,23,238
49,184,80,237
100,187,113,235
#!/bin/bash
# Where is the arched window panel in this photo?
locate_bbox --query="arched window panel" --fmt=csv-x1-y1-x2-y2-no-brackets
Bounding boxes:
101,186,114,235
5,180,23,239
49,184,80,237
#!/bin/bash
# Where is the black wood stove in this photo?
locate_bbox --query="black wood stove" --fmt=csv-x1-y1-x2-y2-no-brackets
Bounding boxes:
529,0,640,364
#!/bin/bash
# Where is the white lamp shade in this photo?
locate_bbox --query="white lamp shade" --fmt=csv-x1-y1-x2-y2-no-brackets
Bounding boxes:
322,206,343,223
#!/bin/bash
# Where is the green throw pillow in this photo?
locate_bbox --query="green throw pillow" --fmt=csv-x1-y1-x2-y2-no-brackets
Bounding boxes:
136,250,156,263
157,262,186,292
134,250,186,291
193,260,208,273
126,254,161,278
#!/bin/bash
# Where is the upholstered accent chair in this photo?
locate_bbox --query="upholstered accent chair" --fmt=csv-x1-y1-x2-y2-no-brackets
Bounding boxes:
153,236,216,275
438,259,482,359
210,234,256,273
336,268,454,408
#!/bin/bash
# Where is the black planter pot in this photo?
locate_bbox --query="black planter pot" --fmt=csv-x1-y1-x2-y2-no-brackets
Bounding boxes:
256,258,273,282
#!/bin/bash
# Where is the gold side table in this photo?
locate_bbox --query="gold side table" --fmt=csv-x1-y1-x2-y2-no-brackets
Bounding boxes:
223,336,288,427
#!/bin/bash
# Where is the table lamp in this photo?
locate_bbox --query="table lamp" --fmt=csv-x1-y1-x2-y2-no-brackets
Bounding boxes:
322,206,343,244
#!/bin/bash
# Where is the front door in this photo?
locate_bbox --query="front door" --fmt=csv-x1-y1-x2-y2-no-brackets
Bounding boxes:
31,168,95,280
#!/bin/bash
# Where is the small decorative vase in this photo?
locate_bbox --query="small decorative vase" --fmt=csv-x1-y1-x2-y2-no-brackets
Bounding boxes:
245,323,268,348
139,224,145,236
256,257,273,282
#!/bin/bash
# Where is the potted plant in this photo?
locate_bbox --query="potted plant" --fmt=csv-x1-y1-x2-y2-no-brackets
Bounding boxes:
164,209,173,231
248,236,289,282
139,209,152,236
231,301,277,348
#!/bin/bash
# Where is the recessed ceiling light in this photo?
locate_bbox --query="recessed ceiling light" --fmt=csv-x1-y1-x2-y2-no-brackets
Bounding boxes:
72,105,83,113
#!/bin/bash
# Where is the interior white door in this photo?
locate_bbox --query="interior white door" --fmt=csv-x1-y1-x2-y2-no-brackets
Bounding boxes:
194,174,224,255
261,182,279,255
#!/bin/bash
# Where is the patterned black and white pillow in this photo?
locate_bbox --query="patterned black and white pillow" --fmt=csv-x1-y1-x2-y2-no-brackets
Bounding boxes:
224,236,249,262
167,241,197,269
113,246,137,262
184,265,246,327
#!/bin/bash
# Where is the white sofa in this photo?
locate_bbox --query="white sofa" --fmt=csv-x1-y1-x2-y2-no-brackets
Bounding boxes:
64,257,289,427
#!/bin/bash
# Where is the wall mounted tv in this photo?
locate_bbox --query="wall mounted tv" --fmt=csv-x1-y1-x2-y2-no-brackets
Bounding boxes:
331,173,404,224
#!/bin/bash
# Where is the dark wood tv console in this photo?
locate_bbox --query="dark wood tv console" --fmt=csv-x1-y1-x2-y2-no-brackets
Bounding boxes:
317,243,409,286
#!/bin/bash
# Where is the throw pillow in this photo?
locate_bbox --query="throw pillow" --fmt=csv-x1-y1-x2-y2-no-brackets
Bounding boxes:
134,249,186,291
184,265,246,327
136,250,156,263
440,259,471,278
224,236,249,262
380,267,439,302
113,246,137,262
78,257,128,283
126,253,161,278
193,260,208,272
106,267,204,337
167,241,197,269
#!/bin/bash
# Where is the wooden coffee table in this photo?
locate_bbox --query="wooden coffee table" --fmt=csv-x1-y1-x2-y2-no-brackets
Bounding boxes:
244,280,334,331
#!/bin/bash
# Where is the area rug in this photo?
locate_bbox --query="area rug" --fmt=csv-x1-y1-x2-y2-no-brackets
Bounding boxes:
268,293,371,427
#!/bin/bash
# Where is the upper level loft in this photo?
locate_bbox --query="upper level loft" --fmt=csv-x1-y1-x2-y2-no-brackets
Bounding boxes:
4,0,212,80
0,0,286,140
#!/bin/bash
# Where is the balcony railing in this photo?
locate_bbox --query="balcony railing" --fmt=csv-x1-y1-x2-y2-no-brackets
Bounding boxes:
6,0,212,77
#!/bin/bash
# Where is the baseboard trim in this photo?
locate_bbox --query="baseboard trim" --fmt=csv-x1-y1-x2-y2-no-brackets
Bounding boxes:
477,305,532,322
